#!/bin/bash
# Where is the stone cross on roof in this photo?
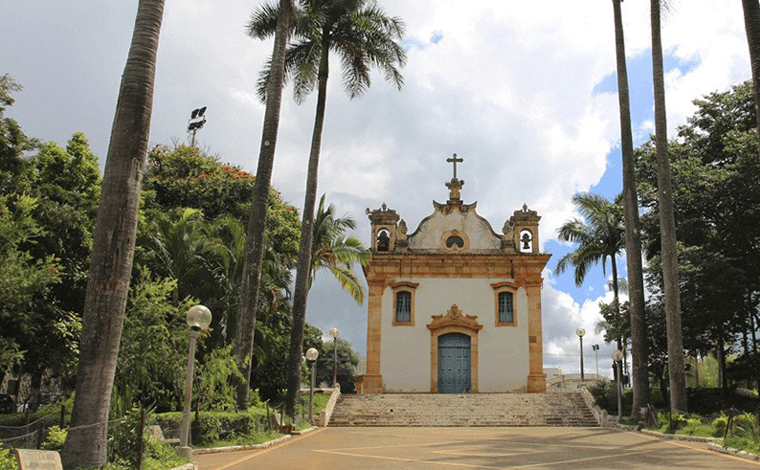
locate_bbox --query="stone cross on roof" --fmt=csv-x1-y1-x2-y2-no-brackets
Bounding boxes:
447,153,463,179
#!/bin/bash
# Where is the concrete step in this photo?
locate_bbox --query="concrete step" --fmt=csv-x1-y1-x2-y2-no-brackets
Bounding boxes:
329,392,598,427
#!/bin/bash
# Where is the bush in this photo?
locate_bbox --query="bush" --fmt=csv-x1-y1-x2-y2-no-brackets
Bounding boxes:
731,413,760,441
154,409,267,445
712,413,728,437
41,425,67,451
108,408,149,467
0,446,15,470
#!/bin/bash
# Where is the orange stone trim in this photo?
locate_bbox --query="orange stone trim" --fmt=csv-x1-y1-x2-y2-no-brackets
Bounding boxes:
364,282,384,394
525,284,546,393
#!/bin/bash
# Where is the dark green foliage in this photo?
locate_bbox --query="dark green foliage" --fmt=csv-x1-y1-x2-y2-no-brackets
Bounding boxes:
633,81,760,387
154,409,267,444
686,388,760,415
588,381,632,416
141,145,300,262
0,195,62,372
315,338,360,393
115,268,192,411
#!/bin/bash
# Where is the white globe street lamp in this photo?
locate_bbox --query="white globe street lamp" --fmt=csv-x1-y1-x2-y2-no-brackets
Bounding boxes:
329,327,340,387
178,305,212,458
306,347,319,422
575,327,586,381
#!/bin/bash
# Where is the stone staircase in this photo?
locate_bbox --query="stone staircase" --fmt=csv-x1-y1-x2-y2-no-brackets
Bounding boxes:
330,392,598,427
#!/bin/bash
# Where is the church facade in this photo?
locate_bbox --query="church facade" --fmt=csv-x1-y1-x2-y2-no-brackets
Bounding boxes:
359,156,550,394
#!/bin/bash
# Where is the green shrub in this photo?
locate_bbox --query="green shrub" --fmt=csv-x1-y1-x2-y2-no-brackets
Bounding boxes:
712,413,728,437
732,413,760,441
154,409,267,445
0,446,16,470
108,408,151,467
41,425,67,451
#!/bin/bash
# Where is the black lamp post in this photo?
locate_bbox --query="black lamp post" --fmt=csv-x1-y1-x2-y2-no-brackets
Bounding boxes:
329,327,340,387
575,327,586,381
306,347,319,421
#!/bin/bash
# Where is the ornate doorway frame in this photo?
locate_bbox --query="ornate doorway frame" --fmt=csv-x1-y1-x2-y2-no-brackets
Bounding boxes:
427,305,483,393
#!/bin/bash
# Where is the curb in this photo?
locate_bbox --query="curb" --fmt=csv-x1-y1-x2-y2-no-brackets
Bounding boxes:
193,434,292,455
291,426,318,435
170,464,197,470
708,442,760,462
640,429,719,443
615,423,639,431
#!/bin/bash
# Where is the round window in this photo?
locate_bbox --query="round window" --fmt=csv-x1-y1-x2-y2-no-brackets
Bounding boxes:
446,235,465,248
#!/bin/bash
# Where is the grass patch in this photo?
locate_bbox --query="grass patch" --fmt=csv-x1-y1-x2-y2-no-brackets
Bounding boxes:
197,430,283,449
724,436,760,454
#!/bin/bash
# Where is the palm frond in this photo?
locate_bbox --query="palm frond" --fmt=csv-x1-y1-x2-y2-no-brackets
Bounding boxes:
326,264,365,304
247,2,281,40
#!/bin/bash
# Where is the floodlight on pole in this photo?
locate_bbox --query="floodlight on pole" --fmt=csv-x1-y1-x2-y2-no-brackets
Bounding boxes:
187,106,208,147
592,344,600,380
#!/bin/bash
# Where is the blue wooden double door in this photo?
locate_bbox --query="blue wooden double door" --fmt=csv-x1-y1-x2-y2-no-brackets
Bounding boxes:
437,333,471,393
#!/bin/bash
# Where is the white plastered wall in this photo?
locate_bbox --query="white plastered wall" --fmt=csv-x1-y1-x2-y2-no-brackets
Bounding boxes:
407,209,502,252
380,278,530,392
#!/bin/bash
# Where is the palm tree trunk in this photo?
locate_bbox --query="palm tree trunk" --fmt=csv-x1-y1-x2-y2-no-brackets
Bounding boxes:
235,0,294,410
285,37,330,418
742,0,760,139
612,0,650,414
611,255,625,374
60,1,164,466
651,0,687,413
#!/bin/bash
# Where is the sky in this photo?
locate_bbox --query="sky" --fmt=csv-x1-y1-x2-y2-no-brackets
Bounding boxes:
0,0,752,378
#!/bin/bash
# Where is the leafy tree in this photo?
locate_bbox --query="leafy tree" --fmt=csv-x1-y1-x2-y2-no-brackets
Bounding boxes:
250,0,406,417
650,0,687,412
315,338,360,393
636,81,760,393
0,195,61,381
610,0,650,413
0,74,36,195
63,1,166,465
141,145,300,268
234,0,297,409
115,267,191,411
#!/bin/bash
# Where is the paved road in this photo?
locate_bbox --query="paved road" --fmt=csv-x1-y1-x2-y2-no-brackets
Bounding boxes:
196,427,760,470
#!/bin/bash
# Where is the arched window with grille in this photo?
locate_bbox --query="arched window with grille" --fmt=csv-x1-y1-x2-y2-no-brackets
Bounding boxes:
497,291,515,325
395,291,412,323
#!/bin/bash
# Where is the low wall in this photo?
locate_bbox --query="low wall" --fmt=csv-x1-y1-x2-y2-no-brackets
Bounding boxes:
317,384,341,427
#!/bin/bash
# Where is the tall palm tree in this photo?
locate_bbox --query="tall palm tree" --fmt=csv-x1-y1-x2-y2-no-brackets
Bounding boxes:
310,194,369,303
555,193,625,350
611,0,650,416
742,0,760,139
651,0,687,413
235,0,296,410
250,0,406,417
61,1,165,466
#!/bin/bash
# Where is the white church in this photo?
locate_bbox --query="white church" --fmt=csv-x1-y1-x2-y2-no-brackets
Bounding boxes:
358,155,550,394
